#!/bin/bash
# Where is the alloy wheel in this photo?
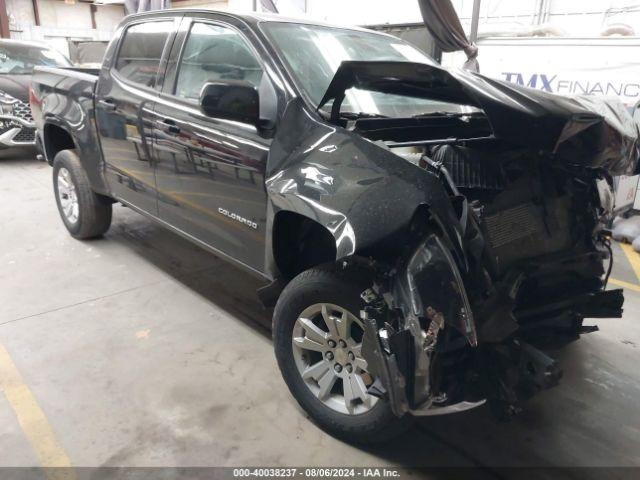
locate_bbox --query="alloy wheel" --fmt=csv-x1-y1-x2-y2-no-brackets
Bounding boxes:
57,167,79,224
292,303,378,415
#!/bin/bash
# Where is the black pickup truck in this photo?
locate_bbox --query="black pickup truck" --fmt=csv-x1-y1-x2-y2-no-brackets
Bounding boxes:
31,10,638,442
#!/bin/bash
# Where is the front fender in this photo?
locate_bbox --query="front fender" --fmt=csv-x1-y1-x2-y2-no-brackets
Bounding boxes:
266,99,465,265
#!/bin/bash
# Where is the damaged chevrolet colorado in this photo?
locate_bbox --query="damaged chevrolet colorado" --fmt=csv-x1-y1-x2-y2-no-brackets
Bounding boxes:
30,10,638,443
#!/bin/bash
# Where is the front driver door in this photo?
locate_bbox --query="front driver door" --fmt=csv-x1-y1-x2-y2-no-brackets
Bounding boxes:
153,18,272,273
95,18,178,215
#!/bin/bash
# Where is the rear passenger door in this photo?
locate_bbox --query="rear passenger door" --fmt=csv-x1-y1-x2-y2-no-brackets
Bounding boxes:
152,16,272,273
95,17,179,215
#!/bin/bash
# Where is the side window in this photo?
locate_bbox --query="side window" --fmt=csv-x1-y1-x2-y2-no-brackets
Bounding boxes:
115,21,173,87
175,22,263,103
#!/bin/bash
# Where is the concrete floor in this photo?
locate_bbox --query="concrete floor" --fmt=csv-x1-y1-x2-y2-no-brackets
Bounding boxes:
1,152,640,476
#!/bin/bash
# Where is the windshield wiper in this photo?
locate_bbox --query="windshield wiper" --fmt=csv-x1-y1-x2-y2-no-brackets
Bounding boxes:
412,111,482,119
340,112,389,120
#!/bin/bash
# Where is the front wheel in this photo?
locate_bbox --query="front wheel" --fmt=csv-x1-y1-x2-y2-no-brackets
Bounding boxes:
52,149,112,239
273,264,412,443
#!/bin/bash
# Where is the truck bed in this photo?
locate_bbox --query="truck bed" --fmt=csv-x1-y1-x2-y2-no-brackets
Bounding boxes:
35,65,100,76
30,66,107,193
31,67,100,101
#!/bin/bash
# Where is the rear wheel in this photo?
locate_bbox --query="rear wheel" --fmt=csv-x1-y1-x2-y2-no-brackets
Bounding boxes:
53,149,112,239
273,264,412,443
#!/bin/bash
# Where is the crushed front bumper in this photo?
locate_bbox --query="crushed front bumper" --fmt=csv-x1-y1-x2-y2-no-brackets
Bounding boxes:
359,233,482,417
358,233,623,420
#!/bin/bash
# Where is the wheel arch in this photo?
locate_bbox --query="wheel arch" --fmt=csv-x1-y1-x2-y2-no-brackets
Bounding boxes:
42,120,111,196
272,210,339,279
42,122,77,166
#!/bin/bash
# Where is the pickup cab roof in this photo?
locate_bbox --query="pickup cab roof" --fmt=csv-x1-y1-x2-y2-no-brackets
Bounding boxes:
122,9,391,35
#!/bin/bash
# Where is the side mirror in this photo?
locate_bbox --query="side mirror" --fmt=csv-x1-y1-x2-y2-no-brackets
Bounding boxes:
199,80,259,125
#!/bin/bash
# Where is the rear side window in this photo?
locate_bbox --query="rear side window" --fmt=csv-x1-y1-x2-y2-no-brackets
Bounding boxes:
115,21,173,87
174,22,263,102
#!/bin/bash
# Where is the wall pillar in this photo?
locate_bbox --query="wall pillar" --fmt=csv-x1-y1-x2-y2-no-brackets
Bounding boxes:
0,0,10,38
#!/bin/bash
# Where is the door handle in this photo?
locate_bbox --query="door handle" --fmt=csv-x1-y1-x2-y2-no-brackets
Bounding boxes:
157,118,181,135
98,99,117,112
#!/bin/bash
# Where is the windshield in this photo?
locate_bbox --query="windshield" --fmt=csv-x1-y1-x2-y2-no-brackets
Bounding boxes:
262,22,470,118
0,43,71,74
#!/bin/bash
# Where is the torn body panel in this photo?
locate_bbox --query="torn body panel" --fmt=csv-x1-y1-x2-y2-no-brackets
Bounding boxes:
357,237,624,419
359,235,477,416
318,61,639,174
266,59,636,419
265,99,467,271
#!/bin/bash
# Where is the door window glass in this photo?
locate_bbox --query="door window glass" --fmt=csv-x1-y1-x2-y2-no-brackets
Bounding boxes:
115,21,173,87
175,22,263,103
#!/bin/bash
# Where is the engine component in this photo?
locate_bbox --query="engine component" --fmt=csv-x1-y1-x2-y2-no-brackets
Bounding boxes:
483,203,545,249
432,145,504,190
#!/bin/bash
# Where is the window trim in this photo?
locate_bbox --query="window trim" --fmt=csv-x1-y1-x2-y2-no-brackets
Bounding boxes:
112,17,179,92
166,17,267,103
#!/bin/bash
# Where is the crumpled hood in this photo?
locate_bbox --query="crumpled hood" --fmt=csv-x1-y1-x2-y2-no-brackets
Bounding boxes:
318,61,639,175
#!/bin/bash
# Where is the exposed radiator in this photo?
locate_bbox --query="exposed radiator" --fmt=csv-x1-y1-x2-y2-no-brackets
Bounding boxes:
484,203,546,249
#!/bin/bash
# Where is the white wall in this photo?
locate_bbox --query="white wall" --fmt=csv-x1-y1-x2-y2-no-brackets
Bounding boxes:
10,0,640,38
172,0,229,9
94,5,126,31
6,1,125,59
6,0,36,26
451,0,640,37
283,0,640,36
227,0,257,12
227,0,307,16
38,0,92,29
7,0,125,32
226,0,418,23
305,0,421,25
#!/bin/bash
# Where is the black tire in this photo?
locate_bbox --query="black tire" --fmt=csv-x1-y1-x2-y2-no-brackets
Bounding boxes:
273,263,412,444
52,149,112,239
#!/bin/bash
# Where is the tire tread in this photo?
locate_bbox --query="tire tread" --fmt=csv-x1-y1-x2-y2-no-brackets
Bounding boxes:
53,149,112,239
273,263,412,444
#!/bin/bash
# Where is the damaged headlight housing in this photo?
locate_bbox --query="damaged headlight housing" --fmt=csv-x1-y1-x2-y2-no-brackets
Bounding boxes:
393,234,478,346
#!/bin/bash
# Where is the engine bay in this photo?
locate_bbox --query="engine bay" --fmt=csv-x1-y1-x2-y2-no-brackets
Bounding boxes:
355,135,625,419
297,58,637,420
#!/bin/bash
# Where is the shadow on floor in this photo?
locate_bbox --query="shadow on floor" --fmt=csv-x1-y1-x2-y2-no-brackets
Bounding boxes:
97,205,636,475
105,207,272,337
